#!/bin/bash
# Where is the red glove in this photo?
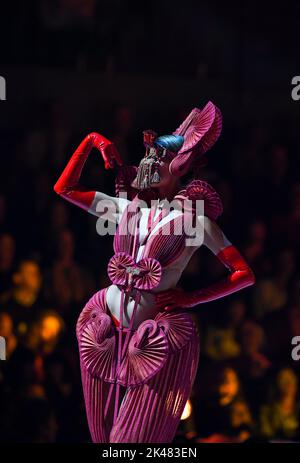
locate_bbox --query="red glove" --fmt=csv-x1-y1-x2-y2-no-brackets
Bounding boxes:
54,132,123,210
90,132,123,170
155,245,255,311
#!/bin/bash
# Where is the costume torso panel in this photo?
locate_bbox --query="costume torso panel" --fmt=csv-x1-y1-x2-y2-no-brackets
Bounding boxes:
106,197,202,328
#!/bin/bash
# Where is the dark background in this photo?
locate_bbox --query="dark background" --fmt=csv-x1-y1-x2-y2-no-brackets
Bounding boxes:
1,0,300,443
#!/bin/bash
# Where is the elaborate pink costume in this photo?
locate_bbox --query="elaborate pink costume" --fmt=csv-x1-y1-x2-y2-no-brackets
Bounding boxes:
54,102,255,443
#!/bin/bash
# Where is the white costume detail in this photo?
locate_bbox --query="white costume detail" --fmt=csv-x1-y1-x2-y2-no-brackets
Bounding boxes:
87,193,231,328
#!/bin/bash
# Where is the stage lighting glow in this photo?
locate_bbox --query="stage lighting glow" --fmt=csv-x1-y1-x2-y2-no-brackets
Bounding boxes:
180,399,192,420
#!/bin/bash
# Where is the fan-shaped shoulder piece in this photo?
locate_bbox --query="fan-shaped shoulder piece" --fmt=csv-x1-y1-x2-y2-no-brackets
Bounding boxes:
170,101,222,176
174,179,223,220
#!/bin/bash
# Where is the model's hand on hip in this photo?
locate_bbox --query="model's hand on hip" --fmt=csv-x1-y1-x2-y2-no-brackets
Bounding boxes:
155,287,188,312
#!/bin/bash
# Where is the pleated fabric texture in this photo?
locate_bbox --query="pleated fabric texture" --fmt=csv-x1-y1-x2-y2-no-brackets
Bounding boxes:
76,287,200,443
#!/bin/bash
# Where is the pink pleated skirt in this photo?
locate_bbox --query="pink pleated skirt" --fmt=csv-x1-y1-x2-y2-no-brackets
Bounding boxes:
76,287,200,443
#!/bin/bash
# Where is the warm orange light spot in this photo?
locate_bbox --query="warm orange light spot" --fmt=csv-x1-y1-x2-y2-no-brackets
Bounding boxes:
180,399,192,420
40,315,62,341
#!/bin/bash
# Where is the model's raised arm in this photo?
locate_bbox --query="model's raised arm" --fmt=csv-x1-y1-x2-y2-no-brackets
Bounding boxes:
155,215,255,311
53,132,130,221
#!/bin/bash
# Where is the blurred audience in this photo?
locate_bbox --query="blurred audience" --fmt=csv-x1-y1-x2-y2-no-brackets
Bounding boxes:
196,366,254,442
0,89,300,445
0,233,16,293
259,368,300,440
0,0,299,444
0,260,43,342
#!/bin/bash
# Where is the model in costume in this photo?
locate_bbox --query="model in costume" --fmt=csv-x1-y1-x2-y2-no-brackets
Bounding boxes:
54,102,255,443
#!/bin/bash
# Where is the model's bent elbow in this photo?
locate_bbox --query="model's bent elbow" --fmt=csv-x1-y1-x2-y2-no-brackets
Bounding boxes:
239,267,256,289
53,180,69,197
247,267,256,287
53,181,61,195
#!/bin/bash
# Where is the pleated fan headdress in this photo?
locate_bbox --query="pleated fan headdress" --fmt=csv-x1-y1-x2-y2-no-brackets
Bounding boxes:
131,101,222,191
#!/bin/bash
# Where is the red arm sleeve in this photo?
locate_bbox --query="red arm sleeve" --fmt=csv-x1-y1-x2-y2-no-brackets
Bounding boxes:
155,215,256,312
53,132,119,211
177,245,255,308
